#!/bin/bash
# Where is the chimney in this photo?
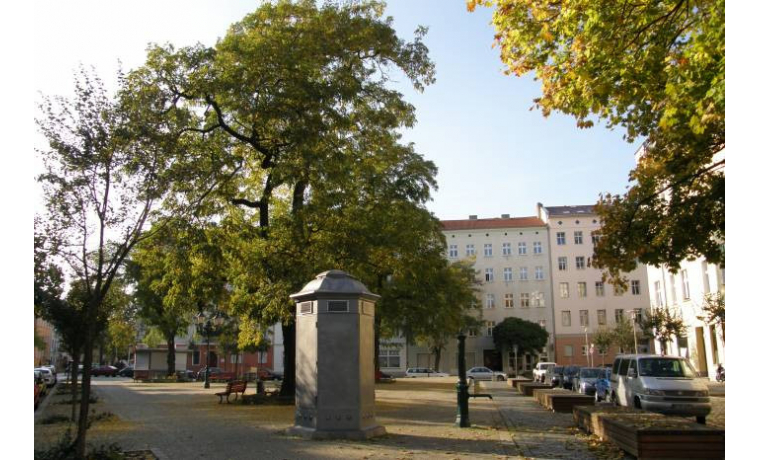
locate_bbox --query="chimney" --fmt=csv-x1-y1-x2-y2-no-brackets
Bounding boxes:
468,215,478,220
501,214,510,219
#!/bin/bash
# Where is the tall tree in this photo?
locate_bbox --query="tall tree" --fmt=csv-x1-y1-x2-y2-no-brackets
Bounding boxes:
127,0,436,397
468,0,725,282
699,292,725,344
492,317,549,371
641,307,686,355
36,68,181,456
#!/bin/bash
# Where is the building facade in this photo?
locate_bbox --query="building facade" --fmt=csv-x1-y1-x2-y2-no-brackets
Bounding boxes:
401,214,555,375
538,204,652,366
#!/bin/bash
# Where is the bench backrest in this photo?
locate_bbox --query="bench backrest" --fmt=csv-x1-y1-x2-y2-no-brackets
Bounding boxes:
230,380,247,392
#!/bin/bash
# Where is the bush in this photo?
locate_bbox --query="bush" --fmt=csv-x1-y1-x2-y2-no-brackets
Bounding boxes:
34,431,124,459
40,414,71,425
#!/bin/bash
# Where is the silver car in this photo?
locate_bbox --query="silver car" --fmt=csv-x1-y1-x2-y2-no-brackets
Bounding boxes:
405,367,449,378
466,366,507,381
34,367,56,386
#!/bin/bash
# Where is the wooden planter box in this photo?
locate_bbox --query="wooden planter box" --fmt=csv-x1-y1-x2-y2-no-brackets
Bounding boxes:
533,389,594,412
508,377,531,389
516,382,553,396
573,404,643,434
575,408,725,459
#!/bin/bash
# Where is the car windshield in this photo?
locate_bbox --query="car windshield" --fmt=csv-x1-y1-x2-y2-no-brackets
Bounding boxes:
638,358,697,378
564,367,579,375
580,368,604,378
553,366,564,373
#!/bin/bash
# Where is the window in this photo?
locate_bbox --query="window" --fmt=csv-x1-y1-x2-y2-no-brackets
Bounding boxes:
327,300,349,312
502,242,511,256
192,351,200,365
580,309,589,326
519,267,528,280
574,231,583,245
532,291,545,307
631,280,641,295
669,274,677,303
485,293,495,309
564,345,574,357
634,308,643,323
503,267,513,282
484,243,493,257
595,281,605,297
681,270,690,300
558,257,567,271
702,261,711,294
560,282,570,298
592,233,601,245
653,281,662,306
557,232,566,245
615,309,624,324
581,345,588,356
448,245,458,258
597,309,607,326
533,241,542,254
468,328,478,337
575,256,586,270
562,310,571,326
485,268,494,282
520,293,530,307
486,321,496,337
577,282,587,298
518,242,527,255
535,266,544,280
466,244,475,256
379,349,400,368
504,293,514,308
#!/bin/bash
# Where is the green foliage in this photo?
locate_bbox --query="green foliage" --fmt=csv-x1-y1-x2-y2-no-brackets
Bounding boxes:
699,291,725,342
469,0,725,281
592,327,615,356
33,429,124,460
641,307,686,355
492,317,548,355
141,327,165,349
35,330,47,351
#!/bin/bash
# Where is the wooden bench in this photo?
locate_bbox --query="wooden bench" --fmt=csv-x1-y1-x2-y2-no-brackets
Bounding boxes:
215,380,247,404
533,389,595,412
516,381,552,396
508,377,531,389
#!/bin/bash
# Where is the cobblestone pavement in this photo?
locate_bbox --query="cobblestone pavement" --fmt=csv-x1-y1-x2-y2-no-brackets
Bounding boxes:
480,382,630,460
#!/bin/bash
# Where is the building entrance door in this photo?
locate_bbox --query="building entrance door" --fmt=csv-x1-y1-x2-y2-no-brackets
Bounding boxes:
483,350,503,371
694,327,708,377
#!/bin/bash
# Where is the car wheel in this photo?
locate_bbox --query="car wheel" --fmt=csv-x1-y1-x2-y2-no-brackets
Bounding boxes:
696,415,706,424
634,396,642,409
497,376,505,381
611,392,619,406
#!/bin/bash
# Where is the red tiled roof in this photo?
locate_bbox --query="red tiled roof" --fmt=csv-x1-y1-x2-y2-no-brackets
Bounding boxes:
441,216,546,231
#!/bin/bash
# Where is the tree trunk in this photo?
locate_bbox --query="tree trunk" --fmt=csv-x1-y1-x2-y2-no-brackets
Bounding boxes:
70,348,80,422
167,336,176,376
433,345,442,372
280,319,296,398
75,336,94,457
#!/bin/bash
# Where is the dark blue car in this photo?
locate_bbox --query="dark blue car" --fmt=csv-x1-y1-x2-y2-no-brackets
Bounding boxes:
595,367,612,402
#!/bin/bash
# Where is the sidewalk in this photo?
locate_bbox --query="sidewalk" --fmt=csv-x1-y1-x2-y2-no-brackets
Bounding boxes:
480,382,630,459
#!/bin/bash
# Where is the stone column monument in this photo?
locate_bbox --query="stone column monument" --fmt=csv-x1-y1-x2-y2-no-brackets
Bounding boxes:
288,270,386,439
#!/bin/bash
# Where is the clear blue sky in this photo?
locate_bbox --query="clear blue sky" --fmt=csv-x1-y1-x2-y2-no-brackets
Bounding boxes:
33,0,641,220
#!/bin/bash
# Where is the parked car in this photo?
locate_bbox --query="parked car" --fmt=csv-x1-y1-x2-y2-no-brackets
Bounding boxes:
533,362,556,382
572,367,606,395
595,367,613,402
34,370,48,397
609,354,711,424
35,367,56,386
559,366,580,390
405,368,449,378
466,366,507,381
41,364,57,377
91,365,119,377
196,367,236,382
546,365,564,387
375,370,396,383
258,368,283,381
117,366,134,378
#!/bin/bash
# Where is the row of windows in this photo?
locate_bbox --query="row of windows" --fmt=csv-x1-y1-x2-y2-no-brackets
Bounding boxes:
475,292,547,309
560,308,643,327
564,344,609,357
556,231,600,246
468,319,547,337
448,242,543,258
557,256,592,270
653,268,697,306
484,266,545,282
558,280,640,298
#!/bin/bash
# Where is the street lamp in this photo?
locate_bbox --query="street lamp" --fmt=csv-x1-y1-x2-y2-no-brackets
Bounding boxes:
195,310,225,389
627,310,639,356
583,327,590,367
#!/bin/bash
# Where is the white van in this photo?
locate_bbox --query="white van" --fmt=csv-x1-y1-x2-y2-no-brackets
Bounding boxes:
609,354,711,423
533,362,556,382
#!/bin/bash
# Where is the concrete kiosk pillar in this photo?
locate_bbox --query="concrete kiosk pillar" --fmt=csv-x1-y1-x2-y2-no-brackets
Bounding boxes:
287,270,386,439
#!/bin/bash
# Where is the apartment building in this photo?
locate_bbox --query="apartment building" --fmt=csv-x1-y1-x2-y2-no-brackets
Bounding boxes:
403,214,555,375
538,204,651,366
